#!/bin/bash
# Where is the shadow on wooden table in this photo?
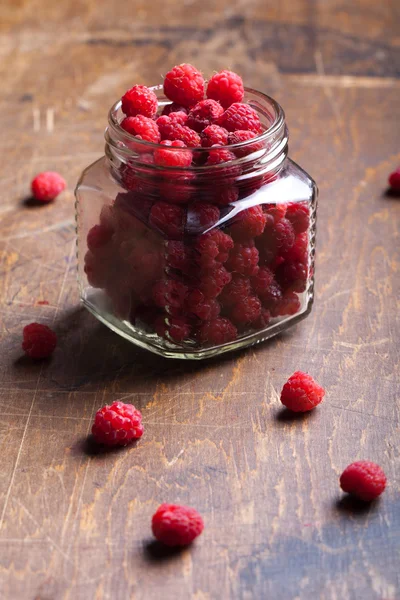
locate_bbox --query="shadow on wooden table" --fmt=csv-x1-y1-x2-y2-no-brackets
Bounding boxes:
142,539,187,563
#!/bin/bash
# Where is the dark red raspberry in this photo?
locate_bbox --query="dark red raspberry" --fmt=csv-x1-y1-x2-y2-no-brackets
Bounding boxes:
201,124,229,147
156,112,188,138
154,315,191,343
230,295,261,325
228,130,262,157
121,116,161,143
282,232,308,263
160,174,194,204
198,265,232,298
152,503,204,547
152,279,188,315
84,251,108,288
92,401,143,446
253,307,271,329
154,140,192,168
149,202,184,239
272,290,301,317
87,223,113,251
388,167,400,191
212,185,239,206
121,85,158,118
164,63,205,107
162,103,188,116
219,275,251,308
273,218,296,252
285,202,310,234
229,206,266,241
226,242,259,276
206,70,244,109
218,103,262,133
264,203,287,223
277,261,308,293
194,230,233,268
31,171,66,202
22,323,57,359
165,241,193,273
186,289,220,320
186,203,220,234
258,218,295,263
259,280,283,311
186,99,224,133
340,461,387,502
197,317,237,345
280,371,325,412
251,266,274,296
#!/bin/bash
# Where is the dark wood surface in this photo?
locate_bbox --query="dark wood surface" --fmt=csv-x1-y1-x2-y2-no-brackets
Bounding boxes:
0,1,399,599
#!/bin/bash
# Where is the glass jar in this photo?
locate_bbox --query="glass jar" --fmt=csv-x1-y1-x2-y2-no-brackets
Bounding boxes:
75,86,317,359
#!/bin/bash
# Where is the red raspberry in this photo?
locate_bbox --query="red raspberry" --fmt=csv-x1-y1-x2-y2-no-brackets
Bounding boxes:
121,116,161,144
201,124,229,147
212,185,239,206
229,206,266,241
259,280,283,310
228,130,262,157
197,317,237,345
87,223,114,251
219,275,251,308
277,261,308,293
340,461,387,502
156,112,189,139
31,171,66,203
273,218,296,252
186,203,220,234
84,251,108,288
166,241,193,274
92,401,143,446
162,103,189,116
206,70,244,109
158,122,201,147
264,203,287,223
230,295,261,325
152,503,204,547
160,174,194,205
149,202,184,239
282,232,308,263
154,316,191,343
280,371,325,412
285,202,310,234
22,323,57,359
258,218,295,263
186,289,220,320
198,265,232,298
388,167,400,191
164,63,205,107
272,290,301,317
251,266,274,296
152,279,188,315
226,242,259,276
121,85,158,118
218,103,262,133
253,307,271,329
194,230,233,268
186,99,224,133
206,147,236,166
154,140,192,168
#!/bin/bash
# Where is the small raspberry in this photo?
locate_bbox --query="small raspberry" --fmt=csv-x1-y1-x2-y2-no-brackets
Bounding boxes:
206,70,244,109
280,371,325,412
285,202,310,234
87,223,113,251
201,124,229,147
277,261,308,293
162,103,189,116
388,167,400,191
198,265,232,298
186,289,220,320
197,317,237,345
282,232,308,263
154,316,191,343
229,206,266,241
273,218,296,252
186,99,224,133
194,230,233,268
154,140,192,168
264,203,287,223
165,241,193,273
253,307,271,329
212,185,239,206
152,503,204,547
226,242,259,276
121,85,158,118
230,295,261,325
160,174,194,204
156,112,189,138
272,290,301,317
121,116,161,144
92,401,143,446
158,121,201,147
152,279,188,315
31,171,66,203
186,203,220,234
218,103,262,133
149,202,184,239
228,130,262,157
259,280,283,311
220,275,252,308
22,323,57,359
206,147,236,166
251,266,274,296
164,63,205,107
340,461,387,502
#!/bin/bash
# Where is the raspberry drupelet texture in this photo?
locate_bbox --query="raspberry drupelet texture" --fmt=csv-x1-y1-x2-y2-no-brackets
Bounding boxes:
251,266,274,296
186,99,224,133
186,202,220,234
201,124,229,147
162,102,189,116
121,116,161,143
388,167,400,191
154,140,192,168
280,371,325,412
340,461,387,502
194,230,233,268
152,504,204,547
92,401,143,446
154,316,191,343
22,323,57,359
285,202,310,234
226,242,260,276
206,70,244,109
152,279,188,315
166,241,193,273
164,63,205,107
230,206,267,241
228,130,261,157
186,289,220,320
31,171,66,202
220,275,252,308
149,202,184,239
198,265,232,298
230,295,261,325
156,112,188,138
218,102,262,133
157,119,201,147
197,317,237,345
121,85,158,118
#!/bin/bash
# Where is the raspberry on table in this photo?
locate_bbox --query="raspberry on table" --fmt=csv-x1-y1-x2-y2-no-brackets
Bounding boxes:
92,401,143,447
198,265,232,298
154,315,191,343
388,167,400,191
229,206,267,241
230,295,261,325
186,289,220,320
163,63,205,107
340,461,387,502
152,279,188,315
154,140,192,168
31,171,66,203
121,116,161,144
186,99,224,133
220,275,252,308
280,371,325,412
22,323,57,359
201,124,229,147
197,317,237,345
186,202,220,234
162,102,189,116
206,70,244,109
149,202,184,239
218,102,262,133
121,85,158,118
152,503,204,547
226,242,260,276
285,202,310,234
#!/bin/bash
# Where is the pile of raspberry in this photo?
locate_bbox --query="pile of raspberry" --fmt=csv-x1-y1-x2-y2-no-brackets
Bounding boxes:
84,64,311,348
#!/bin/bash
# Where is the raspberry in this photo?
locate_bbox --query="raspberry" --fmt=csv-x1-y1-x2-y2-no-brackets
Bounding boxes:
206,147,236,166
121,116,161,144
160,174,194,204
152,279,188,315
156,112,188,139
259,280,283,310
194,230,233,270
87,223,113,251
251,266,274,296
230,295,261,325
201,124,229,147
84,251,108,288
388,167,400,191
92,401,143,446
121,85,158,118
280,371,325,412
186,99,224,133
152,504,204,547
219,275,251,308
264,203,287,223
226,242,259,276
212,185,239,206
162,103,188,116
31,171,66,203
155,316,191,343
277,261,308,293
149,202,184,239
229,206,266,241
218,103,262,133
164,63,205,107
253,307,271,329
258,218,295,263
272,290,301,317
186,289,220,320
228,130,262,157
198,265,232,298
158,121,201,147
186,203,220,234
22,323,57,359
197,317,237,345
206,70,244,109
285,202,310,234
340,461,387,502
166,241,193,273
273,218,296,252
154,140,192,168
282,232,308,263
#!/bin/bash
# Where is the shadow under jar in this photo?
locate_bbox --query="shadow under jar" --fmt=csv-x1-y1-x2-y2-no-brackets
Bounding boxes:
75,86,317,359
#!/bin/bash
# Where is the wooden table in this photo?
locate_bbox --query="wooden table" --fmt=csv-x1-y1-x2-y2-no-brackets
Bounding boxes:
0,1,399,598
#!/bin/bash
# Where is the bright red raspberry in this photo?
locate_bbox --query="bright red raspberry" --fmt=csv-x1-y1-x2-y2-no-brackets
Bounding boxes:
186,99,224,133
158,121,201,147
31,171,66,203
156,112,189,139
152,279,188,315
277,261,308,293
154,140,192,168
121,85,158,118
164,63,205,107
201,124,229,147
340,461,387,502
152,503,204,547
87,223,113,251
187,203,220,234
280,371,325,412
92,401,143,446
272,290,301,317
228,130,262,158
264,203,287,223
220,275,251,308
388,167,400,191
194,230,234,268
121,116,161,143
230,295,261,325
149,202,184,239
251,266,274,296
229,206,266,241
253,307,271,329
22,323,57,359
162,103,188,116
198,265,232,298
186,289,220,320
197,317,237,345
206,70,244,109
285,202,310,234
218,103,262,133
154,316,191,343
226,242,259,276
165,241,193,274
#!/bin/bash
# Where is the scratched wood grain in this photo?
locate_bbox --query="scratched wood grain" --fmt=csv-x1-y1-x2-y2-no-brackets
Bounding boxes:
0,1,399,599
